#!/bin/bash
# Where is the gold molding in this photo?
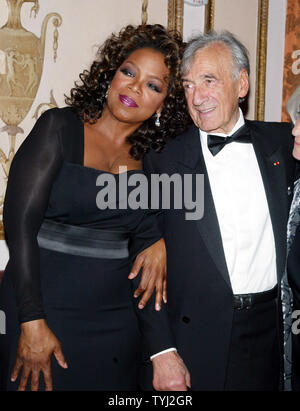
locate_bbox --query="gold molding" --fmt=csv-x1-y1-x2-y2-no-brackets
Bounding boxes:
255,0,269,121
168,0,184,34
205,0,215,33
141,0,148,24
168,1,214,35
0,228,4,241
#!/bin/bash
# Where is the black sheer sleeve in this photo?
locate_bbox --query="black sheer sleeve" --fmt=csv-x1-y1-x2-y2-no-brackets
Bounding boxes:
3,108,64,324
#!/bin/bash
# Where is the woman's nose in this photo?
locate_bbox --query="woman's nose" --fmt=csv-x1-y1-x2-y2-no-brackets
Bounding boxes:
128,80,142,95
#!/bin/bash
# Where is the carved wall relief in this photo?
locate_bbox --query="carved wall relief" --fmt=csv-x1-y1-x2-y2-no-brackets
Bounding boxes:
0,0,62,238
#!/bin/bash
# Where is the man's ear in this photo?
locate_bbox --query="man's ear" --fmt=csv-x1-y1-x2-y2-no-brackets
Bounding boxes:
238,69,249,99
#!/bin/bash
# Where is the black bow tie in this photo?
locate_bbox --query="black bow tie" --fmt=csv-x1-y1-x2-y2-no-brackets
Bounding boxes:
207,125,251,156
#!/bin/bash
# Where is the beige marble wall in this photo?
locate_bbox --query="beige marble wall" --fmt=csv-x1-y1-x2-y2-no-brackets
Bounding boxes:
0,0,288,267
183,1,206,41
214,0,259,120
0,0,168,268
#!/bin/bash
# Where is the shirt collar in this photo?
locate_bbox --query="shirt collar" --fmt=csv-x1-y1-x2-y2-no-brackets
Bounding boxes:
199,108,245,141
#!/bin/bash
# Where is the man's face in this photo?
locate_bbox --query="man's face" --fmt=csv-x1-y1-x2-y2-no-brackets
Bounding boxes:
182,43,249,134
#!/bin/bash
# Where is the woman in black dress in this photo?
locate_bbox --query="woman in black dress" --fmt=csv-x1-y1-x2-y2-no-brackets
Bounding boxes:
288,118,300,390
0,24,190,390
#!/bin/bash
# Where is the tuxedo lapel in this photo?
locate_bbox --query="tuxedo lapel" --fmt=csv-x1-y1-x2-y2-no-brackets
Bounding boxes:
248,121,288,280
176,125,231,289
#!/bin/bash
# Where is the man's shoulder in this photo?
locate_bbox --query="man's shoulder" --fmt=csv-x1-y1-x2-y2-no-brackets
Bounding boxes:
145,124,198,162
246,119,293,135
246,119,294,161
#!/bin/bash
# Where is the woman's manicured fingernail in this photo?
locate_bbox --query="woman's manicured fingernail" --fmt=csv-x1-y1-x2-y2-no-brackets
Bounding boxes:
138,303,144,309
155,304,161,311
128,273,135,279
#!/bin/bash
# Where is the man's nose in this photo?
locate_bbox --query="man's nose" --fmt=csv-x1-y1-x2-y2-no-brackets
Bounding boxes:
192,85,207,106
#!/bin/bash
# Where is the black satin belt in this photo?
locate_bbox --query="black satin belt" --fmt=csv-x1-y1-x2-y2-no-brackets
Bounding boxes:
37,219,129,259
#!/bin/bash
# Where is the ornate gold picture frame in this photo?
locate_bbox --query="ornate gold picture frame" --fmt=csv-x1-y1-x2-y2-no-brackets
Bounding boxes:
168,0,184,33
168,0,214,34
167,0,269,121
255,0,269,121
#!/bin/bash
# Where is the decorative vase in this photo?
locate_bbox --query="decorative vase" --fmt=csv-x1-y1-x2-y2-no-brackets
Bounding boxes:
0,0,62,238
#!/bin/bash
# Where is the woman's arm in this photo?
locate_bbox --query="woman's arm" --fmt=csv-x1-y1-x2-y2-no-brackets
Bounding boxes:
4,108,67,390
4,109,63,322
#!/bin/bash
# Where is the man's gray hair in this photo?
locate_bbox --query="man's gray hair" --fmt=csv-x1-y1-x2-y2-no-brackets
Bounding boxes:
181,31,250,80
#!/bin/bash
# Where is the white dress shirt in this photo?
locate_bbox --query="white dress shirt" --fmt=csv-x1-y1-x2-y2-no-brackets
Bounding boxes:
199,109,277,294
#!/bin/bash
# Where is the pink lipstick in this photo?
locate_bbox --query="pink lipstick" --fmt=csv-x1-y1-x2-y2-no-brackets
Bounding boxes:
119,95,138,108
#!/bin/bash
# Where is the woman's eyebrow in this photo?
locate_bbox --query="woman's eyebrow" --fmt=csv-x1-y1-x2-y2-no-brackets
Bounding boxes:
125,60,168,84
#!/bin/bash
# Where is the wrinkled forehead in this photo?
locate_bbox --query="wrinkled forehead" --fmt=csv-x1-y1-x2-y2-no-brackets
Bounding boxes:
183,43,234,76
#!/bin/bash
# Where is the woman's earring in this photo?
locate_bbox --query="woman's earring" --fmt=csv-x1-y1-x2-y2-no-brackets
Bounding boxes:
105,84,110,99
155,112,161,127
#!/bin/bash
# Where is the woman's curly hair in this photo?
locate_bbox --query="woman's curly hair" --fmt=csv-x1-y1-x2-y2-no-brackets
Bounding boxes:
65,24,191,160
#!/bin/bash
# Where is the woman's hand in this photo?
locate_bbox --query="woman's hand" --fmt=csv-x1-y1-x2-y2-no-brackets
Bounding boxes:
11,319,68,391
129,238,167,311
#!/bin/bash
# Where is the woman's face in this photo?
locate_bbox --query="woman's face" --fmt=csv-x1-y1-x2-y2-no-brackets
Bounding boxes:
106,48,169,126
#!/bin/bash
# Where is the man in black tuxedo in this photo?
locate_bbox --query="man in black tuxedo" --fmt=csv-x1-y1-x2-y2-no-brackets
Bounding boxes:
142,31,296,390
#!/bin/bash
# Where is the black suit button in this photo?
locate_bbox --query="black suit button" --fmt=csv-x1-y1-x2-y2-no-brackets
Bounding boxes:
182,316,190,324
